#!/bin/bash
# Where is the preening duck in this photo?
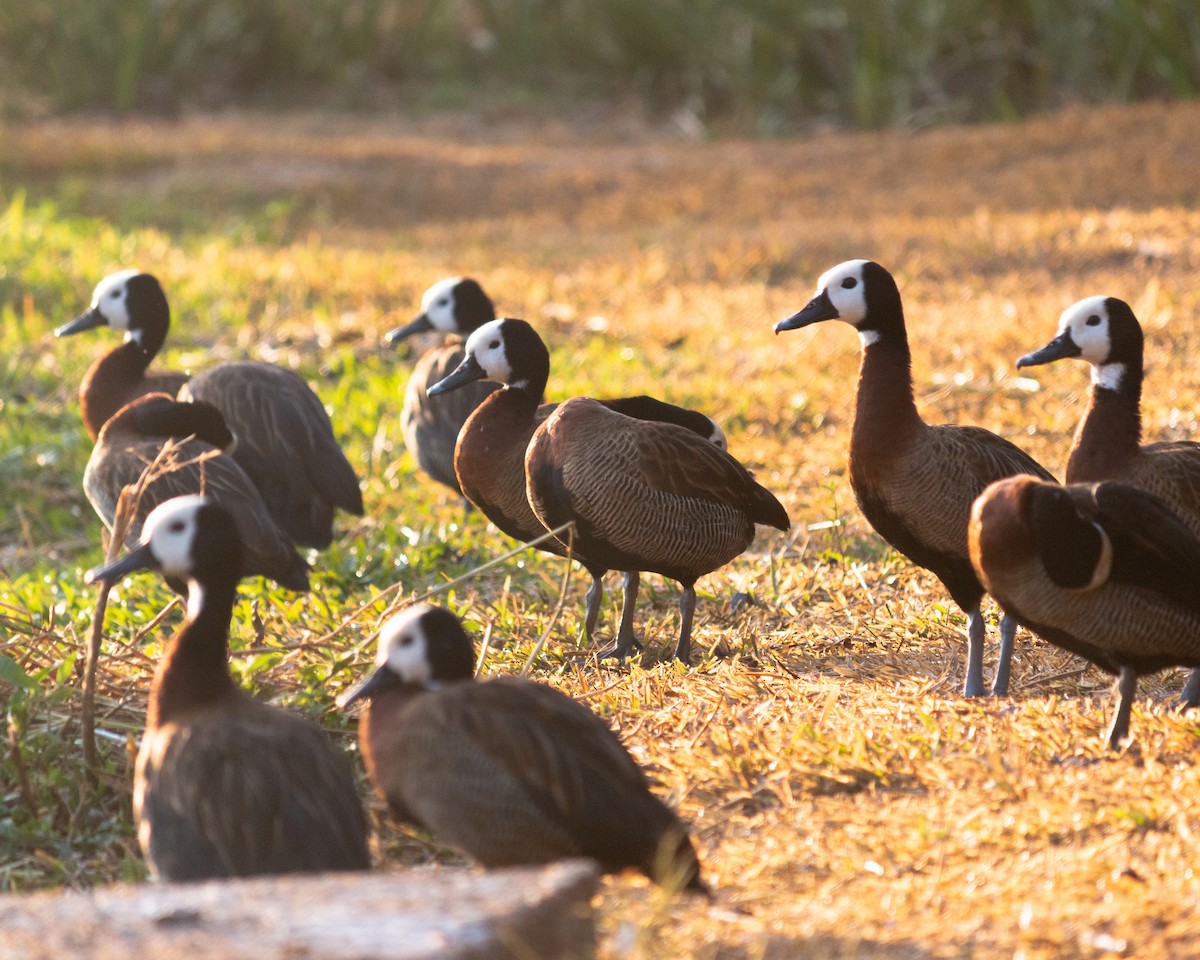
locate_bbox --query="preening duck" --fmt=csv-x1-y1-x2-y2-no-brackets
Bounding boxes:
338,603,707,892
84,393,310,592
57,270,363,549
776,259,1055,696
385,277,502,495
428,317,729,659
969,476,1200,747
86,496,370,879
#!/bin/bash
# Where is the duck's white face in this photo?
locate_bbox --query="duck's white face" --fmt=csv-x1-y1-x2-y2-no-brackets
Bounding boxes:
815,259,871,328
463,318,513,383
420,276,465,334
1056,296,1113,366
90,269,140,334
376,605,435,684
142,494,206,580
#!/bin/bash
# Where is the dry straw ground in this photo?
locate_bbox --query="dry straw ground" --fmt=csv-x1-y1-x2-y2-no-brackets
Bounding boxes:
4,100,1200,958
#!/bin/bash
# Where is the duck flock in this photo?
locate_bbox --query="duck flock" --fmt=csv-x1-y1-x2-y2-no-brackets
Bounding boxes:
51,259,1200,890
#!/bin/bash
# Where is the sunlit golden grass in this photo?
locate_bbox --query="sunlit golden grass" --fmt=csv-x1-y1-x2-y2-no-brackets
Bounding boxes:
3,100,1200,956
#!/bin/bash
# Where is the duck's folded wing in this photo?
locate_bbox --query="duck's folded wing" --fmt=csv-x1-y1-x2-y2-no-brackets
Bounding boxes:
634,421,788,527
1089,481,1200,610
951,425,1057,487
185,364,363,545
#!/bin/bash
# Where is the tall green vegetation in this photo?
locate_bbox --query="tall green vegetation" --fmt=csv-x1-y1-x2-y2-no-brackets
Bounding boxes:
2,0,1198,126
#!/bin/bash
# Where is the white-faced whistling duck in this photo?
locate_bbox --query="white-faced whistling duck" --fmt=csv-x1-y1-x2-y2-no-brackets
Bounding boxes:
84,393,310,592
428,317,731,660
970,476,1200,748
776,259,1055,696
384,277,503,496
338,603,707,893
86,495,370,879
525,394,786,664
57,270,363,550
1018,295,1200,704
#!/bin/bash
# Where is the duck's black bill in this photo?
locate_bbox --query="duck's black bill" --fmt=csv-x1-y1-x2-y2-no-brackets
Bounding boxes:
384,314,434,345
55,308,106,338
774,290,838,333
337,664,402,709
1017,331,1081,368
85,542,157,585
427,353,486,396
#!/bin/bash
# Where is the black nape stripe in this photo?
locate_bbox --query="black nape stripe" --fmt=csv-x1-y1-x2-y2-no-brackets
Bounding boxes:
1029,488,1104,589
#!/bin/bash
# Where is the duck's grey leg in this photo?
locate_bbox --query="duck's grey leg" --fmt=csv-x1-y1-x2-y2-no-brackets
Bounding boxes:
1105,666,1138,750
963,607,986,697
991,614,1017,697
600,571,640,661
583,570,604,642
1177,668,1200,710
674,584,696,665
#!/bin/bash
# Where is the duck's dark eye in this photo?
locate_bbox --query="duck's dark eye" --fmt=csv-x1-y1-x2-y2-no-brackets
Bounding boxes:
110,290,121,298
398,635,414,648
1086,315,1101,326
437,298,449,307
489,340,500,349
168,521,185,533
841,277,858,289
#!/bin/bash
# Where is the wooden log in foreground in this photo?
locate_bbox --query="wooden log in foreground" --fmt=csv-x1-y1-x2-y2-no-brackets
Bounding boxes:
0,861,599,960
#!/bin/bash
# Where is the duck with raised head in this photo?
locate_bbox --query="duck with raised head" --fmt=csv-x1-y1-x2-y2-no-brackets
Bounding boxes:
385,277,503,495
428,317,729,659
338,603,707,893
85,393,310,591
57,270,363,549
775,259,1055,696
1017,297,1200,506
970,476,1200,747
86,496,370,879
1017,296,1200,704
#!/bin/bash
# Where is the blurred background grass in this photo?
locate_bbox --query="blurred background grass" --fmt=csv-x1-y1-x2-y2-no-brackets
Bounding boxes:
2,0,1198,128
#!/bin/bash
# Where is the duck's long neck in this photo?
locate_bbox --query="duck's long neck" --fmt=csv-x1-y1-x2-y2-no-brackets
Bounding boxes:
487,367,548,423
850,334,924,464
511,363,548,411
148,576,240,728
473,378,543,429
79,341,156,441
1067,362,1143,483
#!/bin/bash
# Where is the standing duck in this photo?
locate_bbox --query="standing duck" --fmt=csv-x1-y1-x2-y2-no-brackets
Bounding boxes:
775,259,1055,696
1017,297,1200,510
338,603,707,892
57,270,363,549
1018,296,1200,704
84,393,310,591
526,397,788,663
969,476,1200,747
385,277,503,495
428,317,728,659
86,496,370,879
